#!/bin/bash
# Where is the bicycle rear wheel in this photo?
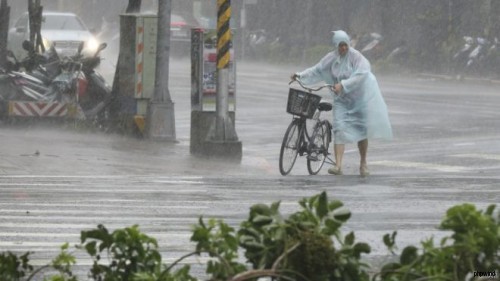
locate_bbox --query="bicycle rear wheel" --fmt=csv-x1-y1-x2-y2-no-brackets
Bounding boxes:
279,120,301,175
307,121,330,175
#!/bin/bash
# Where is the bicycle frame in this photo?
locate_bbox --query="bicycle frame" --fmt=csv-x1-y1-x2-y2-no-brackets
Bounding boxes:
279,79,336,175
293,112,334,163
293,115,316,155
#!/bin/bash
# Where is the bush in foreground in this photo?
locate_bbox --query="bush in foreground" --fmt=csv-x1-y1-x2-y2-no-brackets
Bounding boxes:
1,192,498,281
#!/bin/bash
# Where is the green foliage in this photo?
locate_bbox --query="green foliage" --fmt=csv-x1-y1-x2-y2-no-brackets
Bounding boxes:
80,224,161,281
0,195,498,281
191,217,247,280
80,224,198,281
0,251,33,281
238,191,371,281
0,244,78,281
79,224,195,281
376,204,500,281
42,243,78,281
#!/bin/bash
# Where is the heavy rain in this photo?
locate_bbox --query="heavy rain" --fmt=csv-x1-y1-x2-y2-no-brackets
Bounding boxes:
0,0,499,280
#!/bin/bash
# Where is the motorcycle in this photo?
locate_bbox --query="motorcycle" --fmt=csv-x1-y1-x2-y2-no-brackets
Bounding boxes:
76,42,112,127
1,40,111,125
452,36,499,79
354,32,384,60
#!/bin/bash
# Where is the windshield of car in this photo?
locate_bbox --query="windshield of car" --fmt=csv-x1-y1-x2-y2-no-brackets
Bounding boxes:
42,15,86,31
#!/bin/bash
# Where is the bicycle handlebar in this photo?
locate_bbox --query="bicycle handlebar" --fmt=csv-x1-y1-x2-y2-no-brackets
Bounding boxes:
289,79,333,92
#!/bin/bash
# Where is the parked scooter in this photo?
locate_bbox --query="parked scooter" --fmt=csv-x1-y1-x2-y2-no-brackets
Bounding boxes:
1,50,51,102
452,36,499,79
452,36,474,76
0,52,52,117
354,32,384,60
20,40,61,85
76,42,112,126
1,40,112,125
464,37,490,75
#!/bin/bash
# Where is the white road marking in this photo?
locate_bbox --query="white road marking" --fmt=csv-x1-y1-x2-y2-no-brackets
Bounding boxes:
0,207,206,214
371,160,468,172
452,153,500,161
27,257,211,266
0,232,190,238
453,142,476,146
0,175,204,179
0,187,207,193
0,223,194,230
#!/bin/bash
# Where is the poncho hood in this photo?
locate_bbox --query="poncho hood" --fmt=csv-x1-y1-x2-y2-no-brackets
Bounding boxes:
332,30,351,47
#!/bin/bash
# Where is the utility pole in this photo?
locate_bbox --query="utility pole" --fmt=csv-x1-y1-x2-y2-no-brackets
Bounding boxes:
145,0,176,141
203,0,242,160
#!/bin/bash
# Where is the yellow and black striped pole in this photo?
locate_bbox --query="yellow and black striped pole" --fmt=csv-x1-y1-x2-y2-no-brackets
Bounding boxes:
217,0,231,70
213,0,237,141
205,0,241,158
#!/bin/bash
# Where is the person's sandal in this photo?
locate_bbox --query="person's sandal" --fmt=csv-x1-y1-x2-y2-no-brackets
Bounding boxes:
360,165,370,177
328,166,343,175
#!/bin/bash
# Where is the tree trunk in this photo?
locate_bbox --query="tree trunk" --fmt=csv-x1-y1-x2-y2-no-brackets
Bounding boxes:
0,0,9,68
302,0,313,63
489,0,500,39
27,0,44,53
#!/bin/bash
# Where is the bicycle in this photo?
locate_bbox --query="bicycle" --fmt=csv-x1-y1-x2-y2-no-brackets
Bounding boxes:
279,79,335,176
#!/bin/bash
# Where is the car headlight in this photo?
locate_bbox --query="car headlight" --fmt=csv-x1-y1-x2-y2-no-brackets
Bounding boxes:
85,37,99,53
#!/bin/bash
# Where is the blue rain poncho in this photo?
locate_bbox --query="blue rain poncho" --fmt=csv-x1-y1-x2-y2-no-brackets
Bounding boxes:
297,30,393,144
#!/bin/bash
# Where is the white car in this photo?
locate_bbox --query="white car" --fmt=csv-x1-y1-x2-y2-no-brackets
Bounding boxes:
8,12,99,59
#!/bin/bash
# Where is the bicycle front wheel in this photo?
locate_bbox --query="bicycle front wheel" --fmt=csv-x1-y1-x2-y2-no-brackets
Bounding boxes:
307,121,330,175
279,120,301,175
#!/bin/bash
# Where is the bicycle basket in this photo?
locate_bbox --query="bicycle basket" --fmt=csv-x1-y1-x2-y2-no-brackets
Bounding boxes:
286,88,322,119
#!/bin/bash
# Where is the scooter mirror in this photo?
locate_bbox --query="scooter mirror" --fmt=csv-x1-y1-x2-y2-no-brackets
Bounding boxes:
97,43,107,52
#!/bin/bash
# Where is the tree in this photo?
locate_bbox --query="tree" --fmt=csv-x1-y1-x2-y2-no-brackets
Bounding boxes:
27,0,44,53
0,0,10,68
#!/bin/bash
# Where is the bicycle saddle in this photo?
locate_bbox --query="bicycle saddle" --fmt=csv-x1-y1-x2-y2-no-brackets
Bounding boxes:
318,102,332,111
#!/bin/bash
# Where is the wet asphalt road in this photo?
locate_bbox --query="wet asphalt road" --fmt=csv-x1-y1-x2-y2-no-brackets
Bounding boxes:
0,58,499,276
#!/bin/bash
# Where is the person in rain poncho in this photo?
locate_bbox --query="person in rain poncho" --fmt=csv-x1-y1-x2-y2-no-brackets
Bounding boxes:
291,30,392,176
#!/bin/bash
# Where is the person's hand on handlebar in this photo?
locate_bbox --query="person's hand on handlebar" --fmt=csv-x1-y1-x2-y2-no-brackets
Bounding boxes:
332,83,343,95
290,73,300,81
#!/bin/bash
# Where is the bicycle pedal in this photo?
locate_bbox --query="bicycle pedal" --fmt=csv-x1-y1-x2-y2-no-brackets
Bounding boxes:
307,155,319,161
298,146,307,154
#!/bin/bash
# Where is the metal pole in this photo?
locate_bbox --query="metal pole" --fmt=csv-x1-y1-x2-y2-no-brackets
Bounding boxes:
215,0,232,141
200,0,241,159
154,0,171,103
240,5,246,60
145,0,176,141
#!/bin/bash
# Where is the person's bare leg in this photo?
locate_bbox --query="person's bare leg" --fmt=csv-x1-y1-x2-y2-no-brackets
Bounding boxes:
328,143,345,175
335,143,345,168
358,139,369,176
